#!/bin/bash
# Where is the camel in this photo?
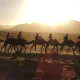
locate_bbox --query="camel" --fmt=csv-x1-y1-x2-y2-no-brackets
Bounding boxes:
45,39,61,54
74,41,80,53
30,38,46,53
60,39,75,55
1,38,34,53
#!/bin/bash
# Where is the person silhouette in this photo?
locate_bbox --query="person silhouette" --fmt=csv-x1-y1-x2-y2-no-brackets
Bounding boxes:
64,34,68,41
6,32,12,40
35,33,39,41
78,36,80,39
17,31,23,40
49,33,53,40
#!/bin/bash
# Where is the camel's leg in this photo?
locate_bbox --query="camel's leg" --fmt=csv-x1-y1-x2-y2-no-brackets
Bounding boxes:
20,46,23,52
67,47,71,55
78,46,80,53
13,45,17,52
45,44,49,54
1,45,5,52
14,45,16,51
10,45,15,53
56,46,58,53
23,45,27,53
72,46,74,53
72,46,75,55
72,46,74,52
30,44,35,53
45,44,49,61
3,45,7,52
73,45,77,53
61,45,65,55
11,46,14,52
60,46,64,55
16,46,19,51
1,44,7,52
35,45,38,53
8,45,13,53
20,46,23,53
8,45,11,53
52,46,55,51
7,45,11,53
41,45,43,53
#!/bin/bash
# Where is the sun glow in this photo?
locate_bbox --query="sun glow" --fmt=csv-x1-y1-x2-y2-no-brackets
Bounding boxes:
20,0,80,25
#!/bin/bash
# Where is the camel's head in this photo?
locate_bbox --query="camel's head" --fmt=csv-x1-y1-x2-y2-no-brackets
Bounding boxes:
0,39,4,42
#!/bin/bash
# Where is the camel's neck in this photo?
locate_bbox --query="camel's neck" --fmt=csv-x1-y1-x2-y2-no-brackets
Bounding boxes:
0,40,4,43
26,40,34,44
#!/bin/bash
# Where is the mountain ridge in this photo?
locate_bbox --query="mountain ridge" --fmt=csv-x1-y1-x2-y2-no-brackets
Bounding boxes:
0,20,80,33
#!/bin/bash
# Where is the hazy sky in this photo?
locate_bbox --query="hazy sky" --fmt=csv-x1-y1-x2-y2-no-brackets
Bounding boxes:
0,0,80,25
0,0,26,25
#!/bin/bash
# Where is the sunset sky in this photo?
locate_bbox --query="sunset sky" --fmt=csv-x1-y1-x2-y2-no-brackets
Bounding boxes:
0,0,80,25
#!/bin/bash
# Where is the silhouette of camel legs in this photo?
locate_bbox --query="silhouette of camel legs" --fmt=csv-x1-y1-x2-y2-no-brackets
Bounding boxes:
1,44,7,52
8,45,13,53
30,44,38,53
67,47,71,55
21,45,27,53
73,45,77,53
41,45,45,53
56,46,58,53
41,45,43,53
45,45,59,53
67,46,75,55
34,45,37,53
15,45,18,51
8,45,17,53
52,46,56,51
8,45,18,53
72,46,75,55
30,44,34,53
45,44,49,54
60,46,65,55
52,46,59,52
74,45,80,53
21,46,23,51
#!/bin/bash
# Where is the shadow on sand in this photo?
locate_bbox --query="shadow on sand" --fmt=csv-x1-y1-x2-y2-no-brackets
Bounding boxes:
0,51,79,80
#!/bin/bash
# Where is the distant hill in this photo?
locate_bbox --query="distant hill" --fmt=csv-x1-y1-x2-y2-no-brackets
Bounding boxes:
52,20,80,33
1,20,80,33
57,20,80,33
8,23,47,32
0,25,14,31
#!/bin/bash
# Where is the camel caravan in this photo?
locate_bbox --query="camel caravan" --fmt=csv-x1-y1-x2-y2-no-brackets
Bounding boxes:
0,32,80,55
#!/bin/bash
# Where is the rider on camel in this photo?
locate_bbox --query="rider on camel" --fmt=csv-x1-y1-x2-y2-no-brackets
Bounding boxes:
63,34,71,44
78,36,80,40
64,34,69,41
17,31,23,40
6,32,12,40
35,33,39,41
77,36,80,42
49,33,56,40
49,33,53,40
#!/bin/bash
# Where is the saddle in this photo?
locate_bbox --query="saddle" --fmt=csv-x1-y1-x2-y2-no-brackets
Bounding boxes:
49,38,56,42
63,39,74,45
17,38,25,42
48,39,58,45
35,38,43,43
